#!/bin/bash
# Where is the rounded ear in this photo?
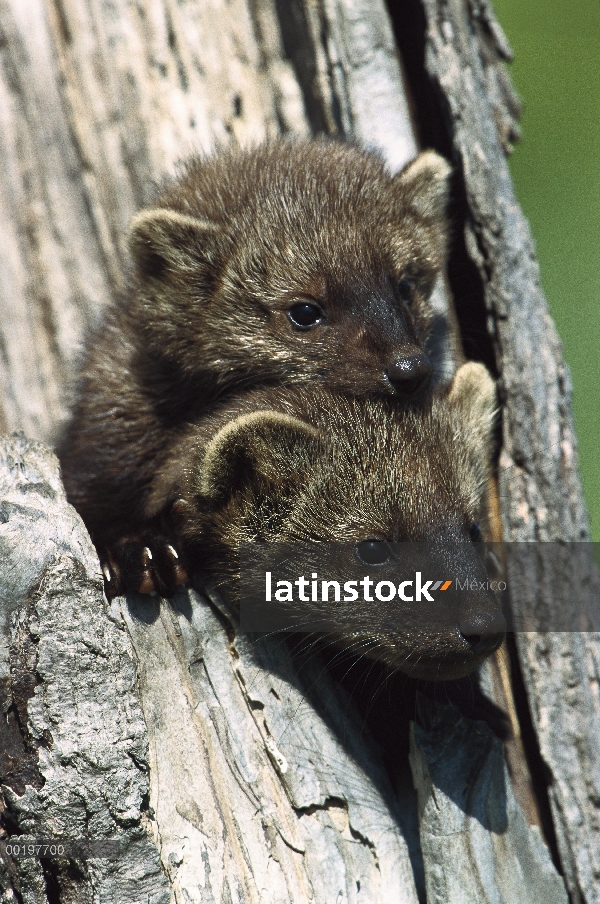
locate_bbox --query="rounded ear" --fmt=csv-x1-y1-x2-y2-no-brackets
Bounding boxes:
392,150,452,222
128,209,220,281
447,361,498,462
198,411,321,507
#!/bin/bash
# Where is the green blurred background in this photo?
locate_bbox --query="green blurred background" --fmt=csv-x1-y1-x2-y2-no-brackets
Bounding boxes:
492,0,600,539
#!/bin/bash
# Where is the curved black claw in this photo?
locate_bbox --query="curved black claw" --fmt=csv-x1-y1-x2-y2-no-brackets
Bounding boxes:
101,536,188,599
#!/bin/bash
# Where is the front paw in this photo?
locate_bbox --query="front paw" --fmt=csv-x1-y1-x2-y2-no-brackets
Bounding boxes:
101,535,188,599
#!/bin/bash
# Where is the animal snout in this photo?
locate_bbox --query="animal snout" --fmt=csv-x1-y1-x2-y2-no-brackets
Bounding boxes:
458,610,506,656
386,354,432,394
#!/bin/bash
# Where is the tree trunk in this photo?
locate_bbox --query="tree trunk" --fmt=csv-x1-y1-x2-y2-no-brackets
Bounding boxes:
0,1,598,902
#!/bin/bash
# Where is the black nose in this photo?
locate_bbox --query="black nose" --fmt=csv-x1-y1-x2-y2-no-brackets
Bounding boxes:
386,354,432,394
459,610,506,655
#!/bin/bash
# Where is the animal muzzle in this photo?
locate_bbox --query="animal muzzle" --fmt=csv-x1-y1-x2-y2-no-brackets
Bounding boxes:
457,609,507,656
385,353,432,395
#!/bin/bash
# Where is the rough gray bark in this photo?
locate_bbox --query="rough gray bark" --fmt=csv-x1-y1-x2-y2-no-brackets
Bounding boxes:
0,435,169,903
123,586,420,903
410,697,569,904
421,3,600,901
1,435,568,904
0,0,596,902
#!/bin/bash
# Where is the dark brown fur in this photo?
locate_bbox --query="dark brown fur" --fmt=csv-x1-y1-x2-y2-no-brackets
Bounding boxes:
173,362,503,679
57,140,451,564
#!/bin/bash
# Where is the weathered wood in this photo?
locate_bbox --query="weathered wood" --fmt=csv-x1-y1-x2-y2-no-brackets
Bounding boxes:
1,435,572,904
122,586,419,903
0,434,169,903
421,2,600,901
0,436,415,902
0,0,596,901
409,696,568,904
0,0,285,439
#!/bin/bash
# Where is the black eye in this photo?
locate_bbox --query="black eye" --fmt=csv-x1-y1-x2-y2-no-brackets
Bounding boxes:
469,523,482,543
397,279,414,303
356,540,390,565
288,303,323,329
